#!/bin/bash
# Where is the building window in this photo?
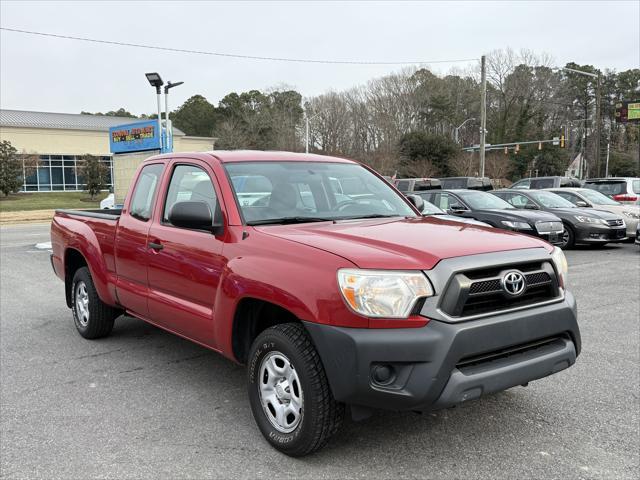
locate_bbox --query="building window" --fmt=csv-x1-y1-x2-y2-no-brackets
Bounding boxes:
21,154,113,192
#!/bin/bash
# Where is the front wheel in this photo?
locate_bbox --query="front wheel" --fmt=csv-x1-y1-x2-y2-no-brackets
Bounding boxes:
558,224,575,249
247,323,344,456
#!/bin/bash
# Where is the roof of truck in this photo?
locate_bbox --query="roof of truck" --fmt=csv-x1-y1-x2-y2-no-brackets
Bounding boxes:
207,150,356,163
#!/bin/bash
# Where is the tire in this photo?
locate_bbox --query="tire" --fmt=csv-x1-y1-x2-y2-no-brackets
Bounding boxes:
71,267,118,339
247,323,344,456
558,223,575,249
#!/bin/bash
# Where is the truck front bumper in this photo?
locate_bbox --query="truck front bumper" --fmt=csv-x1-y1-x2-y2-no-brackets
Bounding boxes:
304,292,580,412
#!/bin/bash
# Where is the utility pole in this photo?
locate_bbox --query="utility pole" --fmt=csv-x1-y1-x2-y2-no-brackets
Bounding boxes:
479,55,487,178
605,141,610,177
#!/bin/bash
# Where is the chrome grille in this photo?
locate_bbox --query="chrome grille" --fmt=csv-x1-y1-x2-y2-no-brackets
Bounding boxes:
607,219,624,227
535,221,564,234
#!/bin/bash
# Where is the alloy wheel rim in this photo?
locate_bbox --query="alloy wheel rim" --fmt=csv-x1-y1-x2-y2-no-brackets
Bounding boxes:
75,281,90,326
258,351,303,433
561,229,570,246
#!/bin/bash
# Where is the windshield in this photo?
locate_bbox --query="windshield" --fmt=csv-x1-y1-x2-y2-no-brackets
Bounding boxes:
457,191,514,209
224,161,417,225
578,189,620,205
527,190,575,208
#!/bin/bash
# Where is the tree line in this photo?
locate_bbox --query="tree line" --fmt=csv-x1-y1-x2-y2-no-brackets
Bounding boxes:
84,49,639,180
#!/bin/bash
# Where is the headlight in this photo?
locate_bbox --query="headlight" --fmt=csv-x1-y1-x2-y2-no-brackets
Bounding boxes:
622,210,640,219
550,247,568,290
501,220,533,230
574,215,607,225
337,269,433,318
574,215,609,225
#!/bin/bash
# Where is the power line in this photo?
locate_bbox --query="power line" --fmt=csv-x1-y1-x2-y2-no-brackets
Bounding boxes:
1,27,478,66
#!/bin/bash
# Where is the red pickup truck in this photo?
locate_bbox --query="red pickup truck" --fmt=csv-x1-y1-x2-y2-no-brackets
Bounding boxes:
51,151,580,456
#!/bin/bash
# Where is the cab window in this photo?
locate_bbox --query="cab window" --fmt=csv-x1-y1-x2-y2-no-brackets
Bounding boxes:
129,163,164,221
163,164,218,226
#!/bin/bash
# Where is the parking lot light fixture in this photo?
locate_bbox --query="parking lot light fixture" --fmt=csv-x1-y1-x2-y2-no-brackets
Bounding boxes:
145,72,164,151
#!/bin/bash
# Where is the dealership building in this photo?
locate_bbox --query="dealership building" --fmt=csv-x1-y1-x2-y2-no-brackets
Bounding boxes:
0,109,216,194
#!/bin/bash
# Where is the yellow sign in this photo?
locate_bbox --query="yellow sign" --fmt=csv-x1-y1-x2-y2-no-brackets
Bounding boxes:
628,103,640,121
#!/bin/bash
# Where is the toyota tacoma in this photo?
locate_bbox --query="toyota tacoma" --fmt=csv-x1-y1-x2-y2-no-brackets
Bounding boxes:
51,151,580,456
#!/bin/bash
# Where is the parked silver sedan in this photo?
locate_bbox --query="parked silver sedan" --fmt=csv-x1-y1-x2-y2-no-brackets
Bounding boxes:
548,187,639,239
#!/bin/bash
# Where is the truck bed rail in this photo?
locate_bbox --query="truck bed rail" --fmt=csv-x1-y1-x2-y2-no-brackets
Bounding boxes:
55,209,122,221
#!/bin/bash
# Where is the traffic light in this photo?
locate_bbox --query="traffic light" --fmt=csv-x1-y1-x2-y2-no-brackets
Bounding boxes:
560,134,565,148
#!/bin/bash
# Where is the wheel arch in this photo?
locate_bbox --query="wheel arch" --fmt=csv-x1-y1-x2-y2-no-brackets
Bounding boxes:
231,297,302,364
64,248,88,308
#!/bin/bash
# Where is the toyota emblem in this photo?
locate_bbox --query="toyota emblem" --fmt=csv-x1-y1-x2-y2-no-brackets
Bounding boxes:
501,270,526,296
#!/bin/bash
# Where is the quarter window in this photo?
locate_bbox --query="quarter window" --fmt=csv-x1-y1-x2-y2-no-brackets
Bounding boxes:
129,163,164,221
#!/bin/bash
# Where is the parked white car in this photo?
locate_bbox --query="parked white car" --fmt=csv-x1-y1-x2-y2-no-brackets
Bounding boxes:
548,187,639,239
100,193,115,210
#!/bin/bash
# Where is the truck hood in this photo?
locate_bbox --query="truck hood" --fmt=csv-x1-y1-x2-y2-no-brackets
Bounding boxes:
255,216,550,270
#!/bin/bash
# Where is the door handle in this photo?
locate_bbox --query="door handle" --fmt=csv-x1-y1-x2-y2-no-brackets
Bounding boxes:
148,241,163,251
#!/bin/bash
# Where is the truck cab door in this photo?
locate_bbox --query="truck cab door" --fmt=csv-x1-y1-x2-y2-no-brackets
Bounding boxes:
146,161,227,348
114,162,165,318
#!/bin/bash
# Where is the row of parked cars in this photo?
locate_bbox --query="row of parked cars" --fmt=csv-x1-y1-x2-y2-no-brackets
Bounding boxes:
393,175,640,249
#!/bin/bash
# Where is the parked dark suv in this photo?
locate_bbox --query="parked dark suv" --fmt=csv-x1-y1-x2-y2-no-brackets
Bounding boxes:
439,177,493,191
491,189,627,248
416,189,564,244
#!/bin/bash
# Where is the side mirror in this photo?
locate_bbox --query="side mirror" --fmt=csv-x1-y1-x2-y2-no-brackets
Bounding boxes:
406,194,425,212
449,205,469,214
524,203,539,210
169,201,221,233
576,200,589,207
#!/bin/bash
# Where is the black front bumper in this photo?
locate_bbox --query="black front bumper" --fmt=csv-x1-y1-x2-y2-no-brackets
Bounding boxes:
305,292,580,412
574,224,627,243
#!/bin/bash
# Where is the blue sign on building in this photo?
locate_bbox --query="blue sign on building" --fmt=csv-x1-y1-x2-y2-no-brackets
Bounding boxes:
109,120,161,154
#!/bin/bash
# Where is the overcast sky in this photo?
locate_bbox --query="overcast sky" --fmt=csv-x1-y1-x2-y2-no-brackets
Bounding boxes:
1,1,638,116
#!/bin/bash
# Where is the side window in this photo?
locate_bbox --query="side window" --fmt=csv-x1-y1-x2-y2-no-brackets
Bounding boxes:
163,164,218,225
555,191,578,205
440,193,464,210
129,163,164,221
507,193,526,208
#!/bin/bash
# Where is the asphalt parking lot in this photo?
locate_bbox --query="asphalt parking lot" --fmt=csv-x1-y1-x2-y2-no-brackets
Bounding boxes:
1,223,638,479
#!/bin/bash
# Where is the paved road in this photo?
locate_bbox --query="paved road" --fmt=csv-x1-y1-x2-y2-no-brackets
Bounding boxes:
1,223,638,479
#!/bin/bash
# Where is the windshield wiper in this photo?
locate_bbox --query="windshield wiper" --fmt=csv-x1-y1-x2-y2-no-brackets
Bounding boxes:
247,216,335,226
339,214,403,220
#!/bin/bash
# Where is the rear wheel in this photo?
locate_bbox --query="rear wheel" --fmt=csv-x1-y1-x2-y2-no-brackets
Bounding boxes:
247,323,344,456
71,267,118,339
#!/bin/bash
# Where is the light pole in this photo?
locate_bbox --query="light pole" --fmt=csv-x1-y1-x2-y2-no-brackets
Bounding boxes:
145,72,164,151
164,81,184,153
304,110,323,154
455,117,475,144
557,66,601,177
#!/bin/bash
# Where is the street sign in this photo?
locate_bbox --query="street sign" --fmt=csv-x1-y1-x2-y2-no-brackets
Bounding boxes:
109,120,161,154
615,100,640,124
